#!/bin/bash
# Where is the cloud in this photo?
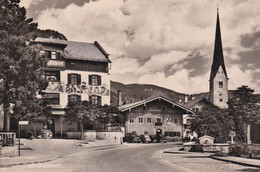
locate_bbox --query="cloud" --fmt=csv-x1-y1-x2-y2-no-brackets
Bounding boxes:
22,0,260,93
228,65,260,93
138,70,210,94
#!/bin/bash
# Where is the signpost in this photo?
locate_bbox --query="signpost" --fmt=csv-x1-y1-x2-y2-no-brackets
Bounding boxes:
18,121,29,156
229,131,236,144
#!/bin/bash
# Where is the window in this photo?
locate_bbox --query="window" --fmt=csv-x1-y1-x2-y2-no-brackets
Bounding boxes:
45,71,60,81
219,81,223,88
162,106,166,111
143,105,147,111
192,108,199,112
147,118,152,124
138,118,143,124
219,98,223,102
89,75,101,86
42,93,59,105
156,118,161,123
89,95,101,105
68,74,81,85
144,131,148,135
46,51,61,60
129,118,134,123
68,94,81,102
174,119,179,124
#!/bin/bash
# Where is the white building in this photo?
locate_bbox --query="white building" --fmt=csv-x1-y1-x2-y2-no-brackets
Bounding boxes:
27,37,111,136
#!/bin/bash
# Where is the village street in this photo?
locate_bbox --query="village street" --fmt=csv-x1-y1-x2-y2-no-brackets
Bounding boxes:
1,142,259,172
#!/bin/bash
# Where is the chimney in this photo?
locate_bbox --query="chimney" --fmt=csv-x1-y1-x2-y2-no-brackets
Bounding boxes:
184,94,188,103
118,90,122,106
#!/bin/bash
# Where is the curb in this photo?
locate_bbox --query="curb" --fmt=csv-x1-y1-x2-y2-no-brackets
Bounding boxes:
210,155,260,168
0,155,62,168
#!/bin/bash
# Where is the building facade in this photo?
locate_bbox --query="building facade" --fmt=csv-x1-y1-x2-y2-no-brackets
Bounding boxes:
208,9,229,109
26,37,111,136
119,96,193,137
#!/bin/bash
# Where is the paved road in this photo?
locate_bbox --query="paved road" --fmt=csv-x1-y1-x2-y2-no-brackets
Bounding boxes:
2,143,260,172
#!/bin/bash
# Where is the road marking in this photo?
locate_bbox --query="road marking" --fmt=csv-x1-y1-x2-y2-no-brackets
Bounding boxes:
160,148,195,172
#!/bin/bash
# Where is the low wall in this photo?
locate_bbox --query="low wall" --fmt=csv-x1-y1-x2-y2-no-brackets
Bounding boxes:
96,132,123,144
202,144,230,154
1,146,17,157
66,131,123,144
66,132,81,139
83,131,96,142
184,143,230,153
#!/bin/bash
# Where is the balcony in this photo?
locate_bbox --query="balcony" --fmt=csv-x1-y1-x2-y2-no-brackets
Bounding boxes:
46,60,65,68
155,122,163,126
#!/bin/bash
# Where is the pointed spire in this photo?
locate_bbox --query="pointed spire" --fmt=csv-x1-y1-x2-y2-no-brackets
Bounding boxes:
210,8,228,80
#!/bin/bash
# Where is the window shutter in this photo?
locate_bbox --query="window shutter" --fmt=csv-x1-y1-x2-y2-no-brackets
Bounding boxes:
98,96,101,106
77,74,81,85
97,75,101,86
77,95,81,102
68,95,71,103
89,96,92,104
89,75,92,85
57,52,61,59
68,74,71,84
47,51,51,58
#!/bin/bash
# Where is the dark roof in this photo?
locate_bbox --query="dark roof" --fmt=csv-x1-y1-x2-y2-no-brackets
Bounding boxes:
210,10,228,80
182,98,212,109
118,95,194,114
33,38,110,62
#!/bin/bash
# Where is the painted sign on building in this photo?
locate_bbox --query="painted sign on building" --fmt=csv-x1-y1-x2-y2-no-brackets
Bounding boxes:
45,81,109,96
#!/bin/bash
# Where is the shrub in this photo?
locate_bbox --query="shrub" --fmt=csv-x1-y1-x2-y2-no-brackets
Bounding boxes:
229,144,260,159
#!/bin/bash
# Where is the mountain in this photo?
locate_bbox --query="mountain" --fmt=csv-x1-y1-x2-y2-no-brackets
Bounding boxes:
110,81,260,106
110,81,188,106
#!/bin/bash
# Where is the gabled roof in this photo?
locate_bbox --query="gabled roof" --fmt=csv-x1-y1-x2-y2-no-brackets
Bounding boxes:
210,9,228,80
183,98,212,109
118,95,194,114
32,37,110,63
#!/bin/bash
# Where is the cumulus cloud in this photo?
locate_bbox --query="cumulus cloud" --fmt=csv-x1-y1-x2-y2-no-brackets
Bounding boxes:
22,0,260,93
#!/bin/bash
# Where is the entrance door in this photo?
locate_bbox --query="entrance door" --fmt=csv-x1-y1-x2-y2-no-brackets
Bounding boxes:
156,129,162,135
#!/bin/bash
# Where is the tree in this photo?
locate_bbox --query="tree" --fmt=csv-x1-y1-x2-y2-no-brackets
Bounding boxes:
64,101,121,139
228,85,260,142
0,0,49,131
190,85,260,143
190,106,233,143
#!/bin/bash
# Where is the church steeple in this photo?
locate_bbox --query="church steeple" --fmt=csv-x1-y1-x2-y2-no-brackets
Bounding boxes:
209,8,229,108
210,8,228,81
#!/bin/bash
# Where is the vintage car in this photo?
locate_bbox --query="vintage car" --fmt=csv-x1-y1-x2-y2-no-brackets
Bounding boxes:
132,136,142,143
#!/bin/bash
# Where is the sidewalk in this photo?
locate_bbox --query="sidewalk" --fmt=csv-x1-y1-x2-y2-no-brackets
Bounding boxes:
210,155,260,168
163,147,260,169
0,138,121,168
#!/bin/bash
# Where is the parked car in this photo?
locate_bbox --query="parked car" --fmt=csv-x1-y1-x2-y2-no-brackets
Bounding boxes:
149,135,156,143
132,136,141,143
140,134,152,143
160,135,167,143
123,133,134,143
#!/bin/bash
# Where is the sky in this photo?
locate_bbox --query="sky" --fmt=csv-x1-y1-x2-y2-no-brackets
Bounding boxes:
20,0,260,94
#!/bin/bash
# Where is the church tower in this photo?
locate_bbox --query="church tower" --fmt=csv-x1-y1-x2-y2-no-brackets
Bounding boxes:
209,8,228,108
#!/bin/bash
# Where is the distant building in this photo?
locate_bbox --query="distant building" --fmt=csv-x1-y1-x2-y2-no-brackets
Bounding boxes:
119,95,193,137
14,37,111,136
182,98,213,139
208,9,229,109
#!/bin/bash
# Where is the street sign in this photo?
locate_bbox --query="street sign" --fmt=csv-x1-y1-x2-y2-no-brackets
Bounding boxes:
229,131,236,137
18,121,29,156
19,121,29,125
